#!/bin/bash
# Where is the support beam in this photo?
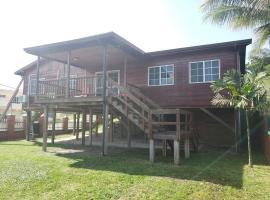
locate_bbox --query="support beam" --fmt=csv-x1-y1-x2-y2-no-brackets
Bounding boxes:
149,139,155,162
73,114,76,136
162,140,167,157
95,115,99,136
174,140,180,165
102,45,108,156
66,51,70,98
89,109,93,146
82,111,86,146
26,110,31,141
184,137,190,159
76,113,80,140
200,108,234,133
103,104,109,155
127,120,131,148
35,56,40,98
109,114,113,143
51,110,56,144
43,106,48,152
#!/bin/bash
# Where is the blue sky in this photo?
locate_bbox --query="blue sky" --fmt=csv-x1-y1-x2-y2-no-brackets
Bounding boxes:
0,0,253,88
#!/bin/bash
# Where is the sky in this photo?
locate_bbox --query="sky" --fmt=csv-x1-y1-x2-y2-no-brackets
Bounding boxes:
0,0,253,89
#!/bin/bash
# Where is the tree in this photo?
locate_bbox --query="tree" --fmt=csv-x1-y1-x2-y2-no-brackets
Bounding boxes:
211,68,269,167
201,0,270,50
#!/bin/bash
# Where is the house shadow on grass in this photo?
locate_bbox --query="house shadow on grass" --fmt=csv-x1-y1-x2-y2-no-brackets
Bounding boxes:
32,138,267,189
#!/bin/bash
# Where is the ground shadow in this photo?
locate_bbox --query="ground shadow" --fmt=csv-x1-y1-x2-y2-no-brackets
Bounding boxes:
31,136,268,189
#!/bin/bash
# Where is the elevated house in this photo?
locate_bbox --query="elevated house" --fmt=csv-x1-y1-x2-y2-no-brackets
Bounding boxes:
15,32,251,164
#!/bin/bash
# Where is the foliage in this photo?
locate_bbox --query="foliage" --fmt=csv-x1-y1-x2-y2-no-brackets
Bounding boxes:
201,0,270,50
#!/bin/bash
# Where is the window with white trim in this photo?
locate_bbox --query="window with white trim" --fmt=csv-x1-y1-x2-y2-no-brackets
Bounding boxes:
148,65,174,86
190,60,220,83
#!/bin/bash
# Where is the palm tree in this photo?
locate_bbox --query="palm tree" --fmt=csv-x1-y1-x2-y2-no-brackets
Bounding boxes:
201,0,270,49
211,68,269,167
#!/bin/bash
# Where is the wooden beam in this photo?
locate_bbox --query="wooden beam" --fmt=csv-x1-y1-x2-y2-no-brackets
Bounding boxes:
76,112,80,140
82,111,86,146
51,110,56,144
66,51,70,98
103,104,109,155
174,140,180,165
35,56,40,98
89,109,93,146
26,110,31,141
73,114,76,135
43,106,48,152
102,45,108,156
200,108,235,133
149,139,155,162
184,137,190,159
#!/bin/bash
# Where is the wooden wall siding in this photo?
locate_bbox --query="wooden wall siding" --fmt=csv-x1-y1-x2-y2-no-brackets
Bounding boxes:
127,49,237,107
191,108,235,146
22,48,238,108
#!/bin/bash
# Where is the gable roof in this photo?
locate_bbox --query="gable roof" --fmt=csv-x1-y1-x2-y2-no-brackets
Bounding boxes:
16,32,252,75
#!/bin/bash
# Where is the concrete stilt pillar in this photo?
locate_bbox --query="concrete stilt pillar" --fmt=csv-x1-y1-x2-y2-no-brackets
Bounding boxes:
26,110,31,141
89,110,93,146
76,113,80,140
82,111,86,146
127,120,131,148
51,111,56,144
73,114,76,136
174,140,180,165
149,139,155,162
184,137,190,159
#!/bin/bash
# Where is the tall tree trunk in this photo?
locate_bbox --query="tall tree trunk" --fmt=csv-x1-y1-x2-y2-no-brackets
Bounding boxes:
245,110,253,168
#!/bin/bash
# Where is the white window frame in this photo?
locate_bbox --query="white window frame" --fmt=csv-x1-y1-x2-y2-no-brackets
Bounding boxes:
189,59,220,84
148,64,174,86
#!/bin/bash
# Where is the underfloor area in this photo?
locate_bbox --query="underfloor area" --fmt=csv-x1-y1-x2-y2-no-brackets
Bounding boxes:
0,139,269,199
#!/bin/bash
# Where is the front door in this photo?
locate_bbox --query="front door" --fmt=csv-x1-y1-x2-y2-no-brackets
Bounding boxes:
95,70,120,96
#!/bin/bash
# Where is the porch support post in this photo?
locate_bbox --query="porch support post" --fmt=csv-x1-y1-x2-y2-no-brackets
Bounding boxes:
95,114,99,136
174,140,180,165
82,111,86,146
42,105,48,152
66,51,70,98
51,110,56,144
174,109,181,164
162,140,167,157
109,114,113,143
73,114,76,135
89,109,93,146
149,139,155,162
127,120,131,148
102,45,109,156
123,56,127,87
35,56,40,98
184,136,190,159
76,112,80,140
26,110,31,141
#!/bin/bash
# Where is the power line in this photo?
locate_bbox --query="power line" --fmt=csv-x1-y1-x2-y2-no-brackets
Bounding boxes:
0,83,16,89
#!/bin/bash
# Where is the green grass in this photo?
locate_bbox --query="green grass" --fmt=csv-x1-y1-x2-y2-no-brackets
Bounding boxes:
0,140,269,200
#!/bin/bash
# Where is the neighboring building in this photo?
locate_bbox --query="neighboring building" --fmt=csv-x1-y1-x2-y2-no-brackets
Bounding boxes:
0,89,22,117
15,32,251,164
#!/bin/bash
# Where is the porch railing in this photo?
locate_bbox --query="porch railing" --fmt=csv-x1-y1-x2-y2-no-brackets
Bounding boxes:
36,75,120,100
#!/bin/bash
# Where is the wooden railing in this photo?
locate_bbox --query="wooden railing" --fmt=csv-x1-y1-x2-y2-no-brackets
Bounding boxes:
37,76,105,99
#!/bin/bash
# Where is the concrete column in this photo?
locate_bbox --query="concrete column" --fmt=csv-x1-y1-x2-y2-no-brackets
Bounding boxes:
184,137,190,159
89,110,93,146
127,120,131,148
73,114,76,135
103,104,109,155
174,140,180,165
43,106,48,152
76,113,80,140
62,116,68,131
149,139,155,162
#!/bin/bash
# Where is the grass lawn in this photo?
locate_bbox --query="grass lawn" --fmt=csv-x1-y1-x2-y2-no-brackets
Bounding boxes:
0,140,269,200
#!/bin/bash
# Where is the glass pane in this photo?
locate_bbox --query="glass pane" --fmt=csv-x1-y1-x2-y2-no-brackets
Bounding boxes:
212,67,219,74
167,78,173,84
161,72,167,78
191,69,197,76
212,74,219,81
197,62,203,69
198,68,203,75
205,74,212,82
161,78,167,85
205,67,211,74
205,61,211,68
191,63,197,70
212,60,219,68
161,67,166,73
166,65,173,72
191,76,197,83
198,75,203,82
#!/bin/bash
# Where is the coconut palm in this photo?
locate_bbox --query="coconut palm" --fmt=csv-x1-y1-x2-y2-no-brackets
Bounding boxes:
201,0,270,49
211,68,269,167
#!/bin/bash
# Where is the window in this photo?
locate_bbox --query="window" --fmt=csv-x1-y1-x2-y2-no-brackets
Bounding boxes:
148,65,174,86
190,60,220,83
